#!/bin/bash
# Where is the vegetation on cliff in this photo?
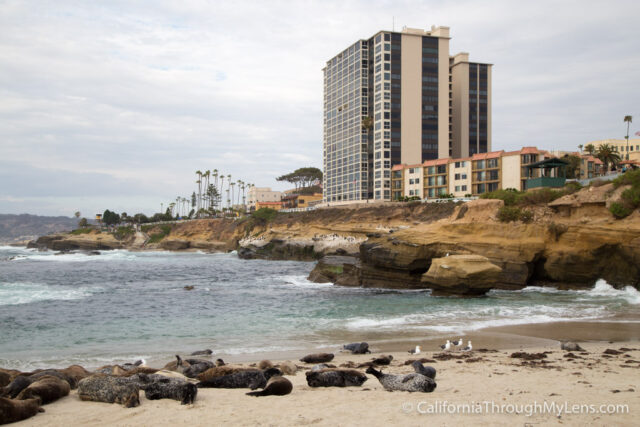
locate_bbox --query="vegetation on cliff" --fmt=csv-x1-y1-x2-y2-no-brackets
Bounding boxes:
610,169,640,218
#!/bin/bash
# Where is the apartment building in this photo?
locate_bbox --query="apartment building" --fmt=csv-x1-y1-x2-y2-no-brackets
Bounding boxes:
392,147,550,199
247,187,282,210
323,26,492,203
589,139,640,162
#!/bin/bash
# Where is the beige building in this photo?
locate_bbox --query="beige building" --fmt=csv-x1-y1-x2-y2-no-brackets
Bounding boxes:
247,187,282,210
392,147,553,199
589,139,640,162
323,26,492,204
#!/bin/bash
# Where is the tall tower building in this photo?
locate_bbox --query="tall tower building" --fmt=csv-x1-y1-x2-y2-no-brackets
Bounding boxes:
450,53,492,157
323,26,491,202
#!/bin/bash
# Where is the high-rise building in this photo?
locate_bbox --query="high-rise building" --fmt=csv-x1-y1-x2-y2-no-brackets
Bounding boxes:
322,26,492,202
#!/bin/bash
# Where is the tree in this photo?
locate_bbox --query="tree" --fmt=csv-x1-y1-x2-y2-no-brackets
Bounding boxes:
624,115,633,160
78,217,88,228
276,167,323,190
578,144,583,153
563,155,582,179
195,170,203,213
584,144,596,155
102,209,121,226
596,143,622,173
74,211,81,219
191,192,197,209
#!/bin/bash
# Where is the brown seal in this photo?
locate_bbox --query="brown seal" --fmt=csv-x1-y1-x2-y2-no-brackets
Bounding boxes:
246,376,292,397
16,376,70,404
0,397,42,424
299,353,334,364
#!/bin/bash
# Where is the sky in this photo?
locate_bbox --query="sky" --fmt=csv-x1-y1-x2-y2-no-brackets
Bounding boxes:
1,0,639,216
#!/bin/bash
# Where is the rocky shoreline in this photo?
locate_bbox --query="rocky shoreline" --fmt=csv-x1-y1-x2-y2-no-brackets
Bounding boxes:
27,185,640,296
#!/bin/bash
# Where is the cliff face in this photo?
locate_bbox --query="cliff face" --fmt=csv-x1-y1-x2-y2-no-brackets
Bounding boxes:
28,186,640,295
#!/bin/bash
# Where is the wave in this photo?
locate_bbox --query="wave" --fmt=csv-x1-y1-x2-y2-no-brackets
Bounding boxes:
493,279,640,305
0,282,99,306
278,275,333,288
343,304,608,334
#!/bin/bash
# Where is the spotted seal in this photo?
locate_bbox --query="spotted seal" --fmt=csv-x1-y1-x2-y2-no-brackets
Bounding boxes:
411,361,436,379
305,369,368,387
366,366,436,392
77,375,140,408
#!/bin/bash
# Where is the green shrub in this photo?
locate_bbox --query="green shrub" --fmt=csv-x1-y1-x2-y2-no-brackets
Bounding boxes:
113,226,134,240
147,225,172,243
564,181,583,194
609,202,633,219
251,208,278,224
480,189,520,206
70,228,92,235
497,206,522,222
519,209,534,223
517,188,563,205
613,168,640,188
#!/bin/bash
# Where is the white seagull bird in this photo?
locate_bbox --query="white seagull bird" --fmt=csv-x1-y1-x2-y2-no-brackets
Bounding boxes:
462,341,472,352
440,340,451,351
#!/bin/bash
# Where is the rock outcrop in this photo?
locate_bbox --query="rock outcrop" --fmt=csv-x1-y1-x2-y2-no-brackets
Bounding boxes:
421,255,502,296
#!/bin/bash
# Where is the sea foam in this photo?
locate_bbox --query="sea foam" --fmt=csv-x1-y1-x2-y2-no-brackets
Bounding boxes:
0,282,98,306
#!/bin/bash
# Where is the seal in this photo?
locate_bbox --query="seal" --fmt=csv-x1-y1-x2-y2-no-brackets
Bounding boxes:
0,397,42,424
0,372,10,388
136,374,197,405
371,355,393,365
246,376,292,397
366,366,436,392
16,376,70,405
2,376,32,399
305,369,368,387
190,349,213,356
16,375,71,405
257,360,274,370
182,360,215,378
343,342,370,354
560,341,584,352
197,368,282,390
197,365,252,382
277,361,297,376
299,353,334,364
411,361,436,380
77,375,140,408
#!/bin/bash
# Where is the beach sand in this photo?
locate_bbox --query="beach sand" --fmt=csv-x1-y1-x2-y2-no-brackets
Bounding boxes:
14,338,640,426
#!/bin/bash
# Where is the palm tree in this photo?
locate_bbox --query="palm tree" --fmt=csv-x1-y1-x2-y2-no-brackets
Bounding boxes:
596,143,622,173
195,170,203,213
226,174,232,209
578,144,583,153
230,182,236,209
584,144,595,155
203,171,211,210
212,169,219,209
624,115,633,160
219,174,225,210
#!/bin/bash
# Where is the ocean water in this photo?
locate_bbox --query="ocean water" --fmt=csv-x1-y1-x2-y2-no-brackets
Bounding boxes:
1,246,639,370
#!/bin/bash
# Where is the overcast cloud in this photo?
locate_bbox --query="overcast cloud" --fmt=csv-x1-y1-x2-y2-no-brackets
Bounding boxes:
1,0,639,216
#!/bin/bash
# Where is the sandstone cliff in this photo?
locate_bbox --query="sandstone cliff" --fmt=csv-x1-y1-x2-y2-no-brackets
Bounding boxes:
28,186,640,296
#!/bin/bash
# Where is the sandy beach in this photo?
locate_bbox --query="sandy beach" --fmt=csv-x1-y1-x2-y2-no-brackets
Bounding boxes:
10,323,640,427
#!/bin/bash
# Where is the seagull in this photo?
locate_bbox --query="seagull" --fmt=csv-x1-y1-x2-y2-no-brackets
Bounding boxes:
462,341,472,352
452,338,463,348
440,340,451,351
408,345,421,354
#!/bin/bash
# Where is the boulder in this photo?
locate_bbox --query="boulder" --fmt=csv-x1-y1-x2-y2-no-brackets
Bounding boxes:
421,255,502,296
